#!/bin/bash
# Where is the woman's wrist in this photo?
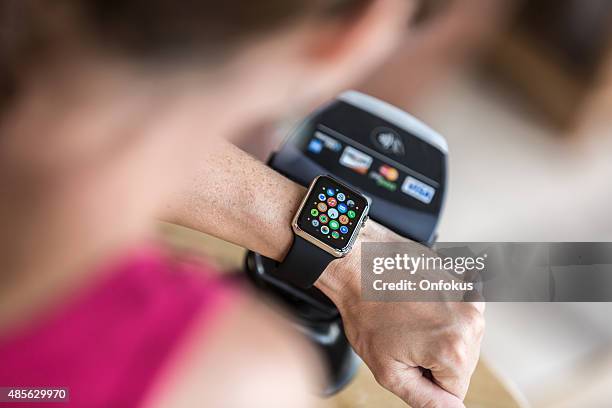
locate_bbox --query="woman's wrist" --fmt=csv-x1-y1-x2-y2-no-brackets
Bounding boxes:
314,220,388,311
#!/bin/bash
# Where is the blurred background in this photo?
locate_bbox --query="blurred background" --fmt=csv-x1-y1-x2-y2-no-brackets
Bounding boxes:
165,0,612,406
383,0,612,407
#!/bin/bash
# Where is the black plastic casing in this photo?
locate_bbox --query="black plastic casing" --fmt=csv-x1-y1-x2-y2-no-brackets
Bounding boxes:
244,91,448,395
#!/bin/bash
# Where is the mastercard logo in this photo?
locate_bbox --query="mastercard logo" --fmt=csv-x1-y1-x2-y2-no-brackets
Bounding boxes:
379,165,399,182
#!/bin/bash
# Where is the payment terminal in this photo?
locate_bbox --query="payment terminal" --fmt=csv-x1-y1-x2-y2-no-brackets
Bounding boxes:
244,91,448,394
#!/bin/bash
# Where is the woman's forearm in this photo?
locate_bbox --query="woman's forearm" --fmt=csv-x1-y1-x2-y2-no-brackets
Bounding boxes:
162,139,361,301
162,143,485,408
163,140,304,262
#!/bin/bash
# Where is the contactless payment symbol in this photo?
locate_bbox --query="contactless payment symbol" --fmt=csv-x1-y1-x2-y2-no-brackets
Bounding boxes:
347,210,356,219
326,188,335,196
310,209,319,217
317,202,327,212
320,225,330,235
339,226,349,234
337,203,347,214
319,214,329,224
339,215,349,225
318,193,326,201
327,197,337,207
373,128,405,156
327,208,339,219
329,220,339,230
336,193,346,202
331,231,340,239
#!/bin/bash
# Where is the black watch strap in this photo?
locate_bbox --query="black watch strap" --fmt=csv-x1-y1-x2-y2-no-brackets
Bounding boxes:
272,235,336,289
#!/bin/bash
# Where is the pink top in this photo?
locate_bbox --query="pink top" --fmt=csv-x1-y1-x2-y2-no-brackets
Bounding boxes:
0,245,238,407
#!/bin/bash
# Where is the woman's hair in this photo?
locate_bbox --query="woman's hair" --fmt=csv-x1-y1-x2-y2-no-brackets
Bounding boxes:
0,0,369,112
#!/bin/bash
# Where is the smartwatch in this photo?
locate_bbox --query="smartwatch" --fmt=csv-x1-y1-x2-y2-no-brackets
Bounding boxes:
273,175,370,288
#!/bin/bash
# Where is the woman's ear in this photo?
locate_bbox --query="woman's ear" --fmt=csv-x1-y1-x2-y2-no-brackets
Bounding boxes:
300,0,414,97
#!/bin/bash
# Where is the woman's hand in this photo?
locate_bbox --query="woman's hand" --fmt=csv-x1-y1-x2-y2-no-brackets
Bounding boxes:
164,142,484,407
315,221,485,408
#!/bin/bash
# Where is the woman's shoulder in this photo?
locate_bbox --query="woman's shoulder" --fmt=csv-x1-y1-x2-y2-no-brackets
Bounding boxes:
0,243,242,407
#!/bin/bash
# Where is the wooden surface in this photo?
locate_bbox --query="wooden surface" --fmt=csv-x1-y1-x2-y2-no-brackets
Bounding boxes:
325,360,528,408
159,224,529,408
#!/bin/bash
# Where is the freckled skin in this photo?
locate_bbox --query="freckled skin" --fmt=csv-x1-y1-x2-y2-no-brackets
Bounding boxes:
163,141,304,261
165,140,485,408
0,1,485,406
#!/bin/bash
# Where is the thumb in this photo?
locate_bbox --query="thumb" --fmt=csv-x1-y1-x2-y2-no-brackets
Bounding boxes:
391,367,465,408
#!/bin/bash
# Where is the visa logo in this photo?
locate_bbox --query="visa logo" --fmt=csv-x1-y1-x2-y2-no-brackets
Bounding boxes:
401,176,435,204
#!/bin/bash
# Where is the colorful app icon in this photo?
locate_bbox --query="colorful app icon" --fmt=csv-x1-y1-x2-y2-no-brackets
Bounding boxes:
319,214,329,224
337,203,348,214
320,225,330,235
327,197,337,207
327,208,339,219
317,202,327,212
339,226,349,234
329,220,339,230
339,215,349,225
347,210,356,219
311,219,320,227
379,164,399,181
336,193,346,202
307,138,323,154
326,187,335,196
339,146,373,175
318,193,326,201
331,231,340,239
346,200,355,208
310,208,319,217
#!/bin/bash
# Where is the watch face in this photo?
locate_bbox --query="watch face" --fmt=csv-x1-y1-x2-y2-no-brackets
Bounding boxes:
297,176,368,252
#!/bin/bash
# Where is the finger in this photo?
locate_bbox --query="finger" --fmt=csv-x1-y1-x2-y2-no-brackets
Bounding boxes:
430,365,471,400
427,304,484,398
387,367,466,408
428,342,480,400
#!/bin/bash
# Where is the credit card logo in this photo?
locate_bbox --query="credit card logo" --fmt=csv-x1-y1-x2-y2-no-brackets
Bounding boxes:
314,131,342,152
401,176,435,204
339,146,373,175
307,138,323,154
379,164,399,181
369,171,397,192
